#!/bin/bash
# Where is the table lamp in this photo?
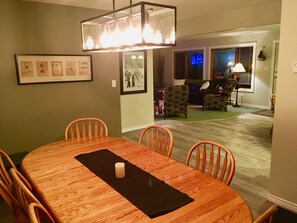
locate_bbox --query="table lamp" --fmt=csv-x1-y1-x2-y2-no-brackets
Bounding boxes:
232,63,246,107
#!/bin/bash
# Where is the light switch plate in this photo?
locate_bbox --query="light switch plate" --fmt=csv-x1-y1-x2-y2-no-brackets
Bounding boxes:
112,80,116,87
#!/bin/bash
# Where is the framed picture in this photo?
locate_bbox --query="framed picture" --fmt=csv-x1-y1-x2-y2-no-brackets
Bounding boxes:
14,54,92,84
120,51,147,95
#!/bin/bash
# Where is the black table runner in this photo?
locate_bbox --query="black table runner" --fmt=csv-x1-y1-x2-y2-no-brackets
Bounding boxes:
75,149,193,218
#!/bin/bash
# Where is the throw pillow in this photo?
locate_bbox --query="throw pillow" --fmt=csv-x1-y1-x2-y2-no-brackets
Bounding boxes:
200,81,210,91
173,79,185,86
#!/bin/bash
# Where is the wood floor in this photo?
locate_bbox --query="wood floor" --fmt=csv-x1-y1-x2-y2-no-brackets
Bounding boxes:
122,108,274,220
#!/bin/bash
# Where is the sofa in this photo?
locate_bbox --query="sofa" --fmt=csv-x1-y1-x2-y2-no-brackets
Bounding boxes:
185,79,225,105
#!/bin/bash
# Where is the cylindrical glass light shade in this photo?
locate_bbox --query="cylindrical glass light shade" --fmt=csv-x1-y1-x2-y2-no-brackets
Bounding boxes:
81,2,176,52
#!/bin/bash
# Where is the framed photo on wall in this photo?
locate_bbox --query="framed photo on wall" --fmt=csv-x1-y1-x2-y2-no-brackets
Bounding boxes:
120,50,147,95
14,54,92,84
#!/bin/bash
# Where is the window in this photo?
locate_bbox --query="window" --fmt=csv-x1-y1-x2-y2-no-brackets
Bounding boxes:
209,43,256,92
174,48,205,80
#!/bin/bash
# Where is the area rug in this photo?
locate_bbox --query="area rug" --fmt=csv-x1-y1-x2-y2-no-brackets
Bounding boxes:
251,109,274,117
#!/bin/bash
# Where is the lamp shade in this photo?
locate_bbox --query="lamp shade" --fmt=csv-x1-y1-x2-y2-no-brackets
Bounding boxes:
233,63,246,73
81,2,176,52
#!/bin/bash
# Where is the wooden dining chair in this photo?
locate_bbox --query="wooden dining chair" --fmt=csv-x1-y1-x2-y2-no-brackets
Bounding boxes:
9,168,44,216
0,149,17,191
0,180,29,223
28,202,55,223
185,140,235,185
253,205,278,223
65,117,108,141
138,125,173,157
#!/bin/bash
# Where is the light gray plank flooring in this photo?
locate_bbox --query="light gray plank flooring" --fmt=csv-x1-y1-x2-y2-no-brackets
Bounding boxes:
122,110,274,220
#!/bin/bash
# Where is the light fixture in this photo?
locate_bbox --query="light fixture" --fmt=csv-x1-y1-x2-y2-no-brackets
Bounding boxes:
233,62,246,73
81,1,176,52
232,63,246,107
258,46,266,61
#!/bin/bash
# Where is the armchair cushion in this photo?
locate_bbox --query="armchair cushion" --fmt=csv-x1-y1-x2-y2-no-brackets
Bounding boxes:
200,81,210,91
173,79,186,86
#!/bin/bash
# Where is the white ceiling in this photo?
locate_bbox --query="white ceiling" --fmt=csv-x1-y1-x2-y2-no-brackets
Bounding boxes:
24,0,281,21
24,0,280,38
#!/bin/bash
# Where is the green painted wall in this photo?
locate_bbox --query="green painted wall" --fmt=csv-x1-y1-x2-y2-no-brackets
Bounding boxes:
0,0,122,154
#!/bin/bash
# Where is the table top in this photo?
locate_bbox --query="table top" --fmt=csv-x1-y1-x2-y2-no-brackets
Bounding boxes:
21,137,253,223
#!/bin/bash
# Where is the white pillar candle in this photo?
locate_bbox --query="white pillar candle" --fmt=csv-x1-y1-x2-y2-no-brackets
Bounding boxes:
115,162,125,178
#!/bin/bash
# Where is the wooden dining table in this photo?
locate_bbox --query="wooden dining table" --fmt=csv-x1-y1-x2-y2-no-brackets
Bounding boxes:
21,137,253,223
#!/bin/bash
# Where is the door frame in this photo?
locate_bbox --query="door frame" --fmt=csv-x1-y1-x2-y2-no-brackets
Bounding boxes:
269,40,279,107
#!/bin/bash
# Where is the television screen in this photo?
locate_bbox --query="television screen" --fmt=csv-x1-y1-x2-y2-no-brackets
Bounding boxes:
191,53,203,66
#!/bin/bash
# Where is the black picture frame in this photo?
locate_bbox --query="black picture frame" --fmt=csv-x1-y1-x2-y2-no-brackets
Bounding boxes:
120,51,147,95
14,54,92,84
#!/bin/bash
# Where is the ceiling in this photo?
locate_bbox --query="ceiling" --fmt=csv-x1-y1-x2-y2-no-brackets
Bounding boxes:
24,0,281,21
24,0,280,38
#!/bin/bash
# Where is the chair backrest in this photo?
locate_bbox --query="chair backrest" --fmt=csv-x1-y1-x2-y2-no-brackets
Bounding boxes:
9,168,43,215
253,205,278,223
0,149,17,191
163,85,189,116
65,117,108,141
0,179,19,210
221,79,237,97
185,140,235,185
0,180,28,222
138,125,173,157
28,202,55,223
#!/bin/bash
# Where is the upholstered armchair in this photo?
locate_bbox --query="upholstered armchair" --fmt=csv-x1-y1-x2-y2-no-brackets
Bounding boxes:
163,85,189,119
203,79,237,112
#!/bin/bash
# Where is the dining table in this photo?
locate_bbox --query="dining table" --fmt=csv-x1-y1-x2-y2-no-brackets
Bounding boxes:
21,136,253,223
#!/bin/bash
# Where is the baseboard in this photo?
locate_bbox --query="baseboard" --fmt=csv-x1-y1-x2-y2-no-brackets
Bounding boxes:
236,103,268,109
267,193,297,214
122,122,155,133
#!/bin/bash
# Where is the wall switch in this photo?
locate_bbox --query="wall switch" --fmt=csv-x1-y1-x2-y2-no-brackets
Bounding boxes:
112,80,116,87
293,62,297,73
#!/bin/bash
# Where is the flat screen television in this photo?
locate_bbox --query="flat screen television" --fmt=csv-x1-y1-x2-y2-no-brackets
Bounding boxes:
191,53,203,66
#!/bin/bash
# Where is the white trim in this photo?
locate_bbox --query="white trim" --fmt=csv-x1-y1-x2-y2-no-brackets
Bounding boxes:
241,103,269,109
121,122,155,133
208,42,257,93
267,193,297,214
269,40,279,106
172,47,207,82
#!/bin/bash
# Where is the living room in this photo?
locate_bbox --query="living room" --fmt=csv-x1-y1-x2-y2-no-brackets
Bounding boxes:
151,26,279,111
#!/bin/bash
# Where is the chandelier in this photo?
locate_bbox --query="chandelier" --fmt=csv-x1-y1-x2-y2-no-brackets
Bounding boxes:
81,1,176,52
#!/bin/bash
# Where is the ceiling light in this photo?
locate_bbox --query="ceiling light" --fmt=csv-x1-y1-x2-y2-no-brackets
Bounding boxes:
81,1,176,52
